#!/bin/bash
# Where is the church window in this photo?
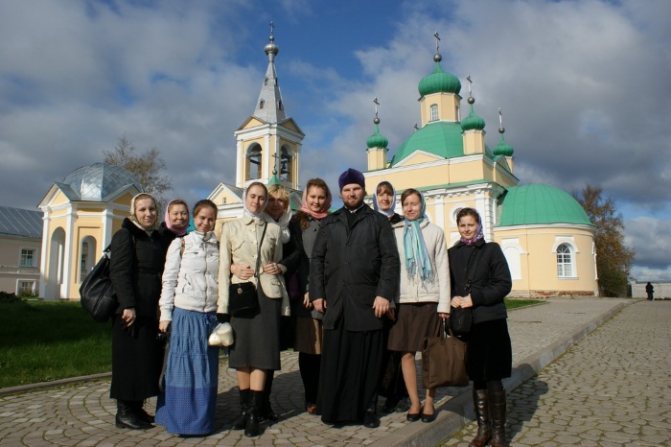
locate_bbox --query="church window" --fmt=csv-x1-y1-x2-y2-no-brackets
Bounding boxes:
246,144,262,180
278,100,283,111
17,280,35,296
79,237,96,282
556,243,575,278
20,249,35,267
430,104,439,122
259,99,265,109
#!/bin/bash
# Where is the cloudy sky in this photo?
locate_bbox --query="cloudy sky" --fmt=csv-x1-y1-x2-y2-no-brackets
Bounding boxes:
1,0,669,280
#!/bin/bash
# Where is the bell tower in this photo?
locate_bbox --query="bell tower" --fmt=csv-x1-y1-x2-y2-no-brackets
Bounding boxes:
234,22,304,189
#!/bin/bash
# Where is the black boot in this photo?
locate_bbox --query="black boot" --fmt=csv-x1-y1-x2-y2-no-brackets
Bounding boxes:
129,400,154,423
363,395,380,428
490,389,508,447
233,389,251,430
115,400,151,430
469,389,491,447
260,372,278,422
244,390,263,437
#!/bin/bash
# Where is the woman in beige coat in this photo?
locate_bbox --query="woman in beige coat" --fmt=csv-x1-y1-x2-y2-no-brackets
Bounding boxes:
218,181,288,437
387,188,450,423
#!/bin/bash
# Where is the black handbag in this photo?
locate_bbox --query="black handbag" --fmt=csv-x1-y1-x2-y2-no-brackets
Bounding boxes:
450,246,482,336
79,247,116,322
228,222,267,317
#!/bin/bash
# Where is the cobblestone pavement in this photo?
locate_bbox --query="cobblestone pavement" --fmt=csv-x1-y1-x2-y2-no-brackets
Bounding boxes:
442,300,671,447
0,298,630,447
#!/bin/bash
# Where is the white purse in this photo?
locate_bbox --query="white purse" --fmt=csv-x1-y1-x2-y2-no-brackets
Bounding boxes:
208,322,234,347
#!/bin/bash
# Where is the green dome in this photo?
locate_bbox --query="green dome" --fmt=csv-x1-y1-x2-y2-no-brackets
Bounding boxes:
461,105,486,131
493,135,514,156
391,122,463,166
418,63,461,97
498,184,591,226
366,124,389,149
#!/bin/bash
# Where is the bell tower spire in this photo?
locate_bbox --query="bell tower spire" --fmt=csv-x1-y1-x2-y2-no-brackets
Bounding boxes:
253,21,286,123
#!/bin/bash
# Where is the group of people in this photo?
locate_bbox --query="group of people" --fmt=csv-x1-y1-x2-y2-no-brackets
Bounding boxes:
107,167,513,447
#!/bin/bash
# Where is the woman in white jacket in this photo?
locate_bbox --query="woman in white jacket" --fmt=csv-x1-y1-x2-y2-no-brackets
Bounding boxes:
387,188,450,423
156,199,219,436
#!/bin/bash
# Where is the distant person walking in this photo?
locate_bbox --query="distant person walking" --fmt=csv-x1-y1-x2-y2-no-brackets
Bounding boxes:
645,282,654,301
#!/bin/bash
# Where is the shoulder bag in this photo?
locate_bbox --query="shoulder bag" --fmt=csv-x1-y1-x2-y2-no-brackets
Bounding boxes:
228,222,267,317
450,245,483,336
79,246,116,322
422,319,468,388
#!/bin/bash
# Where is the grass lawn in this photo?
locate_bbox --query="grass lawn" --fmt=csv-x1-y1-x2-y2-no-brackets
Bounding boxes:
506,298,544,310
0,299,112,388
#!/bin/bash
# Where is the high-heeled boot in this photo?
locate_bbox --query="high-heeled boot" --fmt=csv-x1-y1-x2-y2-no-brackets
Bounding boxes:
489,389,509,447
469,388,491,447
233,389,251,430
244,390,263,437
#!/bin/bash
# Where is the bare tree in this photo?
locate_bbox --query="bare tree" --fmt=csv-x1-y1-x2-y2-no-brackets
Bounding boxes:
104,137,171,204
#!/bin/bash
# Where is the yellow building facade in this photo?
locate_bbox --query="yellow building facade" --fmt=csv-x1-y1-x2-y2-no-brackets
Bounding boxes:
363,47,598,297
38,163,141,299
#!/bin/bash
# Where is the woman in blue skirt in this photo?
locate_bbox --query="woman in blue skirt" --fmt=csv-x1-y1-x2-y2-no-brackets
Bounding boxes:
156,199,220,436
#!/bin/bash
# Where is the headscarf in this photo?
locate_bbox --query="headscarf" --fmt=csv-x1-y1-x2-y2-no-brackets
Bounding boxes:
372,181,397,219
242,182,268,221
402,191,433,281
129,192,158,232
164,199,189,236
299,183,332,220
458,208,485,246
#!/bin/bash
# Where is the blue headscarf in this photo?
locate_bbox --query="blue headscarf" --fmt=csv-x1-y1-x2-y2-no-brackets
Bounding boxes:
402,191,433,281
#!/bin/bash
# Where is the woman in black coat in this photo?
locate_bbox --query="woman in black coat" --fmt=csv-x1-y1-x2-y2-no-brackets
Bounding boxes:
449,207,512,447
109,193,166,430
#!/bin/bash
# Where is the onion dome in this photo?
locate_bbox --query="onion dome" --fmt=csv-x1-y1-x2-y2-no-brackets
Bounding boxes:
367,122,389,149
418,62,461,97
461,104,486,131
493,135,514,156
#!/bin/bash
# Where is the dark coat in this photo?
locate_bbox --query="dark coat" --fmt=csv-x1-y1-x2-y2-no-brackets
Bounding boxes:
157,221,179,254
110,218,166,319
448,239,512,324
310,205,400,332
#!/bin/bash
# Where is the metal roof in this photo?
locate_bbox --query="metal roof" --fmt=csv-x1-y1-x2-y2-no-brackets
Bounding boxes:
0,206,42,238
60,162,141,201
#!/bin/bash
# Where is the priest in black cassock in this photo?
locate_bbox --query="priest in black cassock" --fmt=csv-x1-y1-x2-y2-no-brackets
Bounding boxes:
310,168,400,428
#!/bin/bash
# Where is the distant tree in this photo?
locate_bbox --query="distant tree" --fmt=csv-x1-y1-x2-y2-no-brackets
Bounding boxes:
574,185,634,297
104,137,171,203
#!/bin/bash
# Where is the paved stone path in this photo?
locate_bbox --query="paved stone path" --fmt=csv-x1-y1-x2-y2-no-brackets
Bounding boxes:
442,300,671,447
0,298,632,446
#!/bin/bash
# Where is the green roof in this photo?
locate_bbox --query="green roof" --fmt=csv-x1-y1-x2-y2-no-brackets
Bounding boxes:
391,121,464,166
418,62,461,96
461,104,486,131
366,124,389,149
498,184,591,226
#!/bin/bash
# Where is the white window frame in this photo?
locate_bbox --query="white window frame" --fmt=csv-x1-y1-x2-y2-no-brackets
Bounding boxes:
430,104,439,122
556,243,576,279
19,248,35,268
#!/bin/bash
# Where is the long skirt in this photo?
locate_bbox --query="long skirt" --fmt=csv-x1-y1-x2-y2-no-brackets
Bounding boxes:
110,315,162,401
229,291,281,370
318,325,385,424
466,318,512,382
155,308,219,436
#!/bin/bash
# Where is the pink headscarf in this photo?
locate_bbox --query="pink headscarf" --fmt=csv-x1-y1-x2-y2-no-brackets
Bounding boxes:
299,182,332,220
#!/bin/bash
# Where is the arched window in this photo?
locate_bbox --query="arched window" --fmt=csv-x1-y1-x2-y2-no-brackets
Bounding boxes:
259,99,265,109
556,243,574,278
430,104,439,122
280,146,292,182
246,144,262,180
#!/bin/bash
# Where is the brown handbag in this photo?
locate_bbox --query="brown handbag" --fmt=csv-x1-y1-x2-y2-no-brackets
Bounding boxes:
422,319,469,388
